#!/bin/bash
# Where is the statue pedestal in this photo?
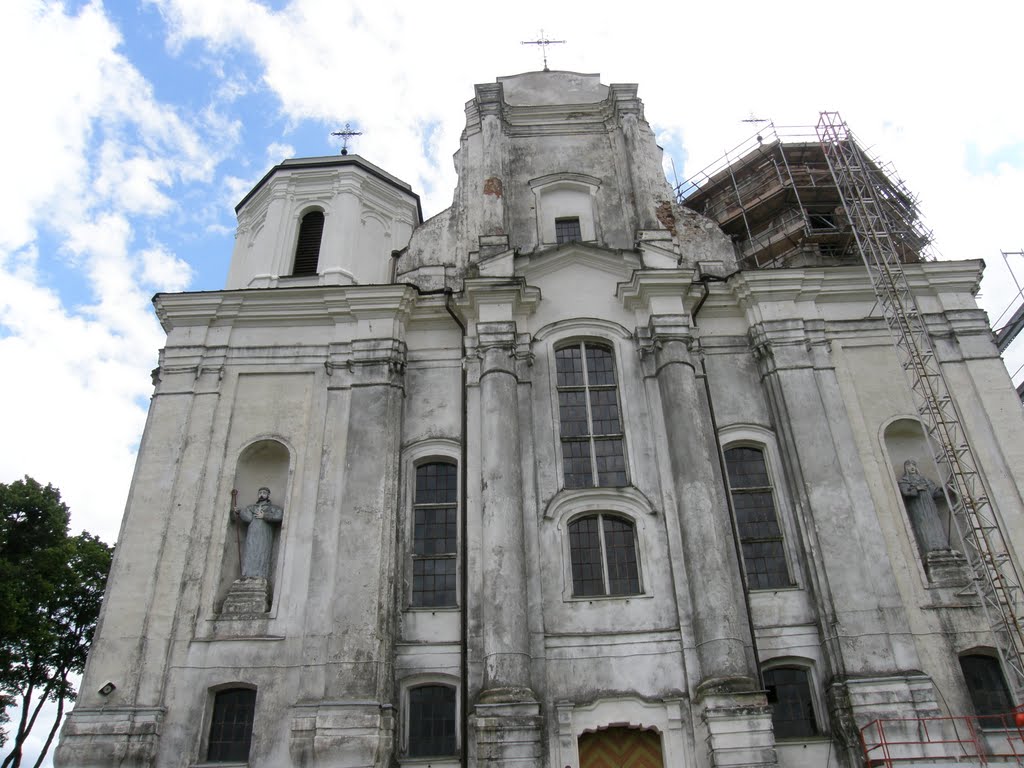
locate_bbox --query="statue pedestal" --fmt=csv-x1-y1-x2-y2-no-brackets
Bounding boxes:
926,549,970,588
222,577,271,615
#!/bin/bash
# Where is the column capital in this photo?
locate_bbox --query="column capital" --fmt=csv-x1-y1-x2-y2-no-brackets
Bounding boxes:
325,338,406,388
473,322,533,380
636,314,698,375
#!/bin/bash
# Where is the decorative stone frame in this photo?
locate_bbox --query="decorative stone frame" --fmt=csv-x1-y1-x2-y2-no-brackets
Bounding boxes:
545,486,657,602
718,424,802,592
397,673,461,766
534,320,637,494
553,697,686,768
400,438,462,611
529,173,602,247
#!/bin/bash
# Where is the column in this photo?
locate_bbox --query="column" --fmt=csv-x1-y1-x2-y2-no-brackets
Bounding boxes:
476,321,533,701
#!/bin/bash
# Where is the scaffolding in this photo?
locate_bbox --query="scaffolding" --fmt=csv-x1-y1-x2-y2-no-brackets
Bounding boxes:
815,113,1024,707
676,123,932,269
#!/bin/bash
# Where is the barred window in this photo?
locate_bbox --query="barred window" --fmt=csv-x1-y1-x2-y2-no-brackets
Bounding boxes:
555,216,582,244
207,687,256,762
412,462,458,607
292,210,324,276
763,667,819,739
555,342,627,488
960,653,1013,729
408,684,457,757
568,514,641,597
724,446,793,590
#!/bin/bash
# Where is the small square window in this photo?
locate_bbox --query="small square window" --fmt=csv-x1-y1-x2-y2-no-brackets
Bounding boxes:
555,217,582,244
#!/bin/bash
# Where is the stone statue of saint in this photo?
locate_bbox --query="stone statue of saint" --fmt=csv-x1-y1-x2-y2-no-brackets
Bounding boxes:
233,487,284,580
898,459,950,553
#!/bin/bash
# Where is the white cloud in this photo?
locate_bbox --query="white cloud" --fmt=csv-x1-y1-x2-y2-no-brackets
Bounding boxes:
141,246,195,292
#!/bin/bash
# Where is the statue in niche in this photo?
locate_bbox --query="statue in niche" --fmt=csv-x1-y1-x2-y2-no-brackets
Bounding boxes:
898,459,951,553
233,487,284,581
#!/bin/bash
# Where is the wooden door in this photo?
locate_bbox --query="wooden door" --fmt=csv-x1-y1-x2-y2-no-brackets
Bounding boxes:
578,727,664,768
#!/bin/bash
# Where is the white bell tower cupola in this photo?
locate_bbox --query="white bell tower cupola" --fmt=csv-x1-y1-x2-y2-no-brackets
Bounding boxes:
226,155,422,289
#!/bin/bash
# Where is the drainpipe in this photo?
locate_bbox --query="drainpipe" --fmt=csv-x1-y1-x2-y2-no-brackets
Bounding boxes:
444,289,470,768
689,269,763,686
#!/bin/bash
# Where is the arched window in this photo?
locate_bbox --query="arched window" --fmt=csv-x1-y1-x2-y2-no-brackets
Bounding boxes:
207,687,256,762
292,210,324,276
555,342,626,489
724,446,793,590
568,514,641,597
960,652,1013,728
411,462,458,607
762,666,818,739
407,684,457,757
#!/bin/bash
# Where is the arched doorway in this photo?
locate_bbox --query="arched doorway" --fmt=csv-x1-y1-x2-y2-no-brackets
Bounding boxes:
578,727,664,768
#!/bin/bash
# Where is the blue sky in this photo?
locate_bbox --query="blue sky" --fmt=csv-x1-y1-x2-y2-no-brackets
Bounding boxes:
2,1,1024,760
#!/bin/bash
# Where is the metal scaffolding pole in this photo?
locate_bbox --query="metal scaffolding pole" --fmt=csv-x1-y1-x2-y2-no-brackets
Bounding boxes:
816,111,1024,698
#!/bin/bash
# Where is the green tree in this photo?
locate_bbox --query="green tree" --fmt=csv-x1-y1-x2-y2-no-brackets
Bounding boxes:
0,478,113,768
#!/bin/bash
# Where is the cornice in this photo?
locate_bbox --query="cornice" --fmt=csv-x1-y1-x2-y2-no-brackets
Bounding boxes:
615,269,693,311
153,284,421,331
455,277,541,320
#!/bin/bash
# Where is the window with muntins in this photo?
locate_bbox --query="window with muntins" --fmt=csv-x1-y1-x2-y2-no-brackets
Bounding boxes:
724,446,793,589
568,514,641,597
555,342,626,488
412,462,457,607
763,667,819,739
292,210,324,276
960,653,1013,728
207,688,256,762
408,684,457,757
555,216,582,244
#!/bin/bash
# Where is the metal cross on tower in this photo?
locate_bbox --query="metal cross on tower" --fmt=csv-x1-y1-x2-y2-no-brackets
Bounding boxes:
521,30,566,72
331,123,363,156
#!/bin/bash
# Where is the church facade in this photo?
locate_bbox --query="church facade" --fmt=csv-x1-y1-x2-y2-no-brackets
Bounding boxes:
56,71,1024,768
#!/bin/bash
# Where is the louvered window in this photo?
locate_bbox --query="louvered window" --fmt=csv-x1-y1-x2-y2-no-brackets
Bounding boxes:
292,210,324,276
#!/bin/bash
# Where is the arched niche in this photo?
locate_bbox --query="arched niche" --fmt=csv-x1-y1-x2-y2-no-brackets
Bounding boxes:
217,439,291,613
883,418,963,580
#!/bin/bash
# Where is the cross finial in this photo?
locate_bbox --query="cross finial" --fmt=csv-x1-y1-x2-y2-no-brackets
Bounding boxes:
521,29,566,72
330,122,363,156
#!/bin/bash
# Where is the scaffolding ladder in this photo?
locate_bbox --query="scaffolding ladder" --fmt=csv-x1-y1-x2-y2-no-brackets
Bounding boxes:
816,112,1024,698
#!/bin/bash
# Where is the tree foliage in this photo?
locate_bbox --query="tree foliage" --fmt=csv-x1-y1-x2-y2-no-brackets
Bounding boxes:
0,477,113,768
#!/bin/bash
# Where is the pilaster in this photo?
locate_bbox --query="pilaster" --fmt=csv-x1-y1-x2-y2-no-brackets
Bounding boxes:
637,314,756,689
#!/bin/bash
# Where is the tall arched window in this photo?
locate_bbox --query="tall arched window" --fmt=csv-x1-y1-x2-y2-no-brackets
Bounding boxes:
411,462,458,607
960,652,1013,728
292,210,324,276
568,513,641,597
724,446,793,590
762,666,819,739
407,684,457,757
207,687,256,762
555,342,626,488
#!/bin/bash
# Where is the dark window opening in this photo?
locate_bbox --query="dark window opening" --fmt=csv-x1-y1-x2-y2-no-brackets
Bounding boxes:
568,514,641,597
960,653,1014,729
807,211,836,230
207,688,256,762
764,667,819,739
725,446,793,590
555,217,582,244
555,342,626,488
412,462,458,607
292,210,324,276
408,685,457,757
